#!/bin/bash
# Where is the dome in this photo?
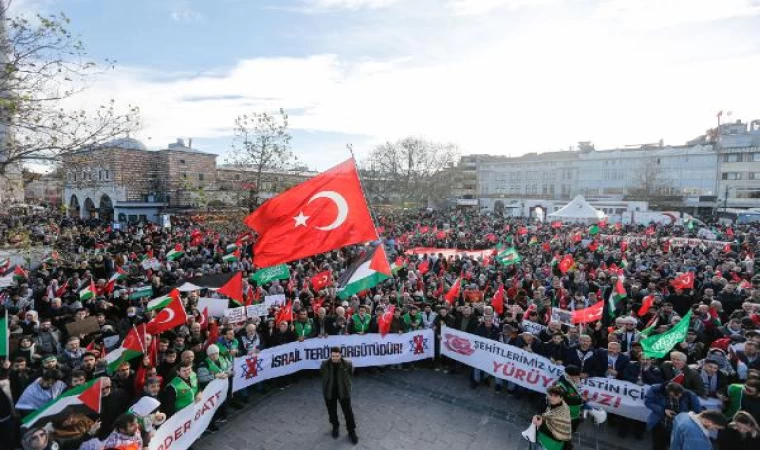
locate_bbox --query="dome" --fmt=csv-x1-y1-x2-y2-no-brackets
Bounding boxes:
105,137,148,151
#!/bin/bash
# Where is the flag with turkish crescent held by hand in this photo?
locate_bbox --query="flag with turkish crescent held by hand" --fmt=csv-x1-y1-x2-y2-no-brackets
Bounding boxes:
245,158,377,268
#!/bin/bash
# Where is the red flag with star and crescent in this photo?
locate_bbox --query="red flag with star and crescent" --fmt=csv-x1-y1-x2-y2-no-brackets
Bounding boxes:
146,290,188,334
245,159,377,268
310,270,332,291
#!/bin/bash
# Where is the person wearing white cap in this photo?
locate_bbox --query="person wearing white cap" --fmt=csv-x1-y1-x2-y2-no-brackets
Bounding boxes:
197,344,233,432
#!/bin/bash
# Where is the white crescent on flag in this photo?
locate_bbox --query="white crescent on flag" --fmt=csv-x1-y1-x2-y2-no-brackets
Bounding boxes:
156,307,176,324
308,191,348,231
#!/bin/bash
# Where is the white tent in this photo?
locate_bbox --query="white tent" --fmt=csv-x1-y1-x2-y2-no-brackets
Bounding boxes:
548,195,606,224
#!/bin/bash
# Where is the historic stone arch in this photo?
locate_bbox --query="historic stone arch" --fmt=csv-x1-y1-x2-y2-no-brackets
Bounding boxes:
69,194,80,218
83,197,97,219
493,200,505,215
99,194,114,222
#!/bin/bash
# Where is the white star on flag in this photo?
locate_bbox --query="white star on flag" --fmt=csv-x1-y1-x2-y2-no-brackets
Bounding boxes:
293,211,309,227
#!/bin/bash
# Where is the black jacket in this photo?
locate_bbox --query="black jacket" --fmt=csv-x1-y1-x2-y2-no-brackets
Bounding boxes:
320,358,353,400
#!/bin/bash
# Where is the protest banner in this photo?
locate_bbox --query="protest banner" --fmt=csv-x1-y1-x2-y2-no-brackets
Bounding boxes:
407,247,493,260
521,320,546,335
149,378,228,450
224,306,247,323
264,294,286,307
65,317,101,337
246,303,268,318
440,326,717,422
233,329,434,392
141,258,161,271
550,308,573,325
197,297,228,317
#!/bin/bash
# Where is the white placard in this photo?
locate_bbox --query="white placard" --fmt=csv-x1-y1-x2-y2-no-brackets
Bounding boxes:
246,303,269,318
197,297,228,317
141,258,161,271
264,294,286,307
224,306,247,323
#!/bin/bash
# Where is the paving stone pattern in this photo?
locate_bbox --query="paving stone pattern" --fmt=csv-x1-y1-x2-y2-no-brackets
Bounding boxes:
195,369,652,450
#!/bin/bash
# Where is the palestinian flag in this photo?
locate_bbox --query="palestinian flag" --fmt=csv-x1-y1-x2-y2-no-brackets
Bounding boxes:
79,280,97,301
609,277,627,318
391,256,405,273
223,249,241,263
226,242,239,253
166,244,184,261
42,251,59,265
104,325,145,373
146,288,181,312
105,267,128,294
528,236,539,246
139,249,154,261
217,271,244,304
128,285,153,300
0,310,8,357
337,244,391,299
497,247,521,266
12,266,27,282
22,378,102,428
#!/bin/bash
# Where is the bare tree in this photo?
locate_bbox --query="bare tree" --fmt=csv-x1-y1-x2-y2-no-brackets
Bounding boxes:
626,161,679,199
227,108,296,208
367,137,459,206
0,2,140,175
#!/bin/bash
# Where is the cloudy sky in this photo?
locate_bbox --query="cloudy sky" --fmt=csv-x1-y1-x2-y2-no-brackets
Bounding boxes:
12,0,760,170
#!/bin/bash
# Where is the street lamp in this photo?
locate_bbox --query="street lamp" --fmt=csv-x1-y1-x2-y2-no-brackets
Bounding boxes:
723,185,731,212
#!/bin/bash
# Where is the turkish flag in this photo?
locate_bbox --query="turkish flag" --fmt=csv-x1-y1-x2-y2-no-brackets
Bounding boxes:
559,254,575,274
377,304,395,336
418,259,430,275
245,159,377,267
197,307,209,332
146,289,188,334
670,272,694,290
275,300,293,324
571,300,604,324
638,295,655,316
620,241,628,253
310,270,332,291
551,221,562,229
445,278,461,305
517,227,528,236
492,283,505,316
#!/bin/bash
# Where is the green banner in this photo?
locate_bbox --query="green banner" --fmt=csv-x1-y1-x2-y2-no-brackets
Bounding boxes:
251,264,290,285
640,310,692,358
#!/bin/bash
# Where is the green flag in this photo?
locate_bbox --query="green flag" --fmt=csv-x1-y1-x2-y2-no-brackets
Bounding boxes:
687,219,694,231
640,310,692,358
251,264,290,285
497,247,521,266
0,310,8,357
589,224,599,236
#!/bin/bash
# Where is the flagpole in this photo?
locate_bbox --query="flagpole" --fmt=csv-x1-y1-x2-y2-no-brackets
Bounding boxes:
346,144,381,242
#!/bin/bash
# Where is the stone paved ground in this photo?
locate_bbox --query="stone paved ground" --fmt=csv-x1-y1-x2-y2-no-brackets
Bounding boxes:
195,368,652,450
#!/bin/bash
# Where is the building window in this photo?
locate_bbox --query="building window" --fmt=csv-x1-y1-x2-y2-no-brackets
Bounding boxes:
104,170,110,181
198,173,204,181
722,172,742,180
98,170,103,181
235,174,240,181
749,173,760,180
181,172,188,179
723,154,741,163
752,153,760,162
180,159,186,164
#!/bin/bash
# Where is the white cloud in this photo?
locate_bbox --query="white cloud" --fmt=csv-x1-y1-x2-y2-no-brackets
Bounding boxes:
59,1,760,170
448,0,561,15
303,0,404,10
170,8,203,23
593,0,760,29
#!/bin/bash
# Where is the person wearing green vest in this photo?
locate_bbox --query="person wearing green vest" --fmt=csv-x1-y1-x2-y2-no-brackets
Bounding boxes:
553,365,586,432
197,344,233,432
161,362,200,419
725,380,760,419
402,305,423,332
350,305,371,335
530,385,573,450
294,309,316,342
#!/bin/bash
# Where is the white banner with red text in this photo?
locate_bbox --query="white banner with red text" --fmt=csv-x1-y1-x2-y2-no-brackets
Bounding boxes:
440,326,720,422
232,329,435,392
149,378,228,450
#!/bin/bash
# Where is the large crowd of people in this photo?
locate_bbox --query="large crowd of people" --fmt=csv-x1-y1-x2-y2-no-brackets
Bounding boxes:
0,207,759,450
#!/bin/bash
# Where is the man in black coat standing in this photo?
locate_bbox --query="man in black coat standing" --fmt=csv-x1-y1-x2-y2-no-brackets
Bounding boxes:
321,346,358,445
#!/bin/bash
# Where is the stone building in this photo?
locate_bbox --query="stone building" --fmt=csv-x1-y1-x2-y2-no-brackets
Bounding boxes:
24,171,64,207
